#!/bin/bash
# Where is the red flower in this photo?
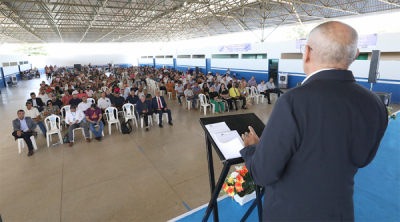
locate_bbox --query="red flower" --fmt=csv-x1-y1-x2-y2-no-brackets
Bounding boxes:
227,186,235,197
222,183,229,192
236,175,245,184
235,182,244,192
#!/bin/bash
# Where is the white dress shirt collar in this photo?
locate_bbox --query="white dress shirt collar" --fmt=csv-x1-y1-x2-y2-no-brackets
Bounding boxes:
302,68,336,85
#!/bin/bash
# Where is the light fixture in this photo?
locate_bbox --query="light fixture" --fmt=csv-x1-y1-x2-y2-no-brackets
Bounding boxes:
183,1,187,7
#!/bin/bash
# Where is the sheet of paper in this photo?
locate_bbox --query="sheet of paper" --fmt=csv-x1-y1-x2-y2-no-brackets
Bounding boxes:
205,122,231,134
213,130,244,160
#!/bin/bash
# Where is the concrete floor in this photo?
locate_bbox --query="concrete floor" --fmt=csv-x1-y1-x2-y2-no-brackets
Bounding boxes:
0,76,398,222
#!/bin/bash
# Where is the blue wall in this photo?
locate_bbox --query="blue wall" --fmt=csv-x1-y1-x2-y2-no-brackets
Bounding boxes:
211,66,268,84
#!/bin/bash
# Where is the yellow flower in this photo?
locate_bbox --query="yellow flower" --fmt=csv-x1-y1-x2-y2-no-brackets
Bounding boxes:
227,176,234,184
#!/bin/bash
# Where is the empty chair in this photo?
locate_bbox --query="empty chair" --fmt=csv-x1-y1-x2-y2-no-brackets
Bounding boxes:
250,86,264,104
87,98,95,104
44,115,63,147
104,107,121,134
123,103,138,127
60,105,71,130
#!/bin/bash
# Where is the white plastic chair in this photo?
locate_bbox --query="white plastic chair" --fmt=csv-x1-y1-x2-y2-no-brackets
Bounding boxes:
167,92,172,99
44,115,63,147
251,86,264,104
198,94,213,115
17,136,38,153
140,114,153,128
104,107,121,134
123,103,138,127
246,87,254,101
60,105,71,130
154,112,169,125
87,98,95,104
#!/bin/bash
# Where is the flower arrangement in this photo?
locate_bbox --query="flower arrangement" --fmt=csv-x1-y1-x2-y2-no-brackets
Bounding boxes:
222,165,255,198
388,107,397,120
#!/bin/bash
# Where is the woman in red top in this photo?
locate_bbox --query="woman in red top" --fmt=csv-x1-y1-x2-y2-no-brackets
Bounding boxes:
77,89,88,99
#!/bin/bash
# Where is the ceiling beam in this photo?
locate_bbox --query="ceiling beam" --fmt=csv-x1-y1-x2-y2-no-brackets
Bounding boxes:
34,0,64,42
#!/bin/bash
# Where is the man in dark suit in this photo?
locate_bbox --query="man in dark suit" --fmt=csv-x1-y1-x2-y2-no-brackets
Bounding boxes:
12,110,38,156
152,90,173,128
240,21,388,221
136,95,154,132
27,92,44,112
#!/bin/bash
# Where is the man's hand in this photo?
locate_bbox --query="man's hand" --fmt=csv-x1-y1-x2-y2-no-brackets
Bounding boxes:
17,130,22,137
33,118,40,123
241,126,260,147
157,108,161,111
68,122,73,125
97,120,100,125
164,108,167,111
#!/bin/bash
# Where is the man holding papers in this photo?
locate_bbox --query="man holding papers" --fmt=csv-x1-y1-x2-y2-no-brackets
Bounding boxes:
239,22,388,221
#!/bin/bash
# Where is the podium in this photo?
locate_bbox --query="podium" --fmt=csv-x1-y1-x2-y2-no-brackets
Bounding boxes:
199,113,266,222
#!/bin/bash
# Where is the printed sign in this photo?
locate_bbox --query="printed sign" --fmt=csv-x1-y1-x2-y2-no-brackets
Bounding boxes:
218,43,251,52
358,34,378,48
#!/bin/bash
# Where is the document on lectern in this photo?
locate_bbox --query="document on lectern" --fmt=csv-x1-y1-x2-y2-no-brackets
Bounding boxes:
205,122,244,159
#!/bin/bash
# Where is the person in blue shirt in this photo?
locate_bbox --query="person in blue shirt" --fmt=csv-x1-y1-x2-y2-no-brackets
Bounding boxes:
125,89,139,104
69,92,82,106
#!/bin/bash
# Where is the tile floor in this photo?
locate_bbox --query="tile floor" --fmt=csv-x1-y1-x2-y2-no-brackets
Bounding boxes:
0,76,398,222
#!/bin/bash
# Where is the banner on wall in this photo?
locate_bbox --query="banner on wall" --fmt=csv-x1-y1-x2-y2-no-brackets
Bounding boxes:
218,43,251,52
296,34,378,49
358,34,377,48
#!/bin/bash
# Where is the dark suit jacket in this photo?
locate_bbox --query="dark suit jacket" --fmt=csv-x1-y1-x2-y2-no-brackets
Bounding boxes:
151,96,168,110
27,98,44,107
135,100,153,114
240,70,388,221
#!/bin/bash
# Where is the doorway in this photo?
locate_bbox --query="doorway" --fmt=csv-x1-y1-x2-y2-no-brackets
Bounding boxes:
268,59,279,84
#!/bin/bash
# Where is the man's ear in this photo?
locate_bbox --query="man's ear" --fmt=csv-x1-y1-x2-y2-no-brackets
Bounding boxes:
303,45,311,64
354,48,360,61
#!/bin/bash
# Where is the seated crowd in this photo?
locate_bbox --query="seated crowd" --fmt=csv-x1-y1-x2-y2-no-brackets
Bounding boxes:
13,64,283,156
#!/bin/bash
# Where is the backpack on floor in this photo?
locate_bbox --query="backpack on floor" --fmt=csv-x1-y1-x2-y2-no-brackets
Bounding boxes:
121,120,132,134
63,133,70,143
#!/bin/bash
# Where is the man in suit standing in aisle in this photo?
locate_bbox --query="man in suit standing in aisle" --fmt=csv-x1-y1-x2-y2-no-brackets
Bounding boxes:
240,21,388,221
152,90,173,128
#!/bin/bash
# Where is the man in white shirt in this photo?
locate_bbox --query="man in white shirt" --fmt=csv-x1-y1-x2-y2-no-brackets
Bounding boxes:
257,80,270,103
184,84,196,109
97,92,112,124
78,96,91,113
265,78,284,103
65,105,90,146
225,73,232,83
175,81,185,105
25,101,47,136
37,88,48,103
86,86,94,98
135,86,144,98
213,82,221,93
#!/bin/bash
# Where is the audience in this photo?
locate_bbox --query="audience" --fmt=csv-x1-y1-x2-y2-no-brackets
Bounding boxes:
17,64,287,155
65,105,90,146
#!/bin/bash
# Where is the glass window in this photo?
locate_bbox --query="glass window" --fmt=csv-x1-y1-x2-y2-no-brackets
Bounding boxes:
242,54,267,59
177,55,191,58
211,54,239,59
192,54,205,59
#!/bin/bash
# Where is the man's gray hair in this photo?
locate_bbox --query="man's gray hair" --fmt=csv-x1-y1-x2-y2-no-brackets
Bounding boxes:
140,95,146,99
307,21,358,68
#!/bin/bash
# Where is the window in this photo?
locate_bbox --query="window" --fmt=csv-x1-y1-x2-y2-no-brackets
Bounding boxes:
10,62,18,66
2,62,9,67
177,55,191,59
242,54,267,59
192,54,205,59
141,56,147,58
211,54,239,59
356,53,368,60
155,55,164,58
280,53,302,60
165,55,173,58
19,61,24,65
24,61,28,64
148,56,153,58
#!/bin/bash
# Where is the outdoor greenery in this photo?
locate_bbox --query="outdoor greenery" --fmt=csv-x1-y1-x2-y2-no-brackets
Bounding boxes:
15,45,48,56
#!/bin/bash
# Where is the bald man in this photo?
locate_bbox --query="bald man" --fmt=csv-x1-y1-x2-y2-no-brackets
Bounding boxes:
240,21,388,221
